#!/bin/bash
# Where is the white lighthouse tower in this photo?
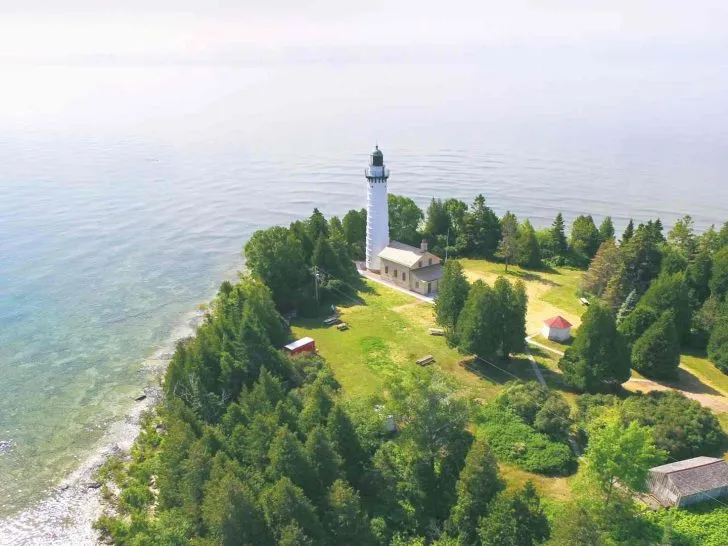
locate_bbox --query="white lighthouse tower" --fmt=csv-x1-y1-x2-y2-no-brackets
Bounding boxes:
365,145,390,272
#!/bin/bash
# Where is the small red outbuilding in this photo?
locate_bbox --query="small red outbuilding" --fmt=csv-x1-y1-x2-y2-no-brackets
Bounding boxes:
284,337,316,355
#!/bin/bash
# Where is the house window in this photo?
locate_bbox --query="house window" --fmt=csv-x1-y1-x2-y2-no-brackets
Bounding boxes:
402,272,406,281
394,269,398,278
428,258,433,265
415,281,420,289
417,261,422,268
427,282,432,294
385,265,388,274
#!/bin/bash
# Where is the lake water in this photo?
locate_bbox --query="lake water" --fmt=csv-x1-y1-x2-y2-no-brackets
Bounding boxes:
0,57,727,533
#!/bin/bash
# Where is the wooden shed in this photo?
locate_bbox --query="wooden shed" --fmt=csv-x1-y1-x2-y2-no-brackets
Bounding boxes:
647,456,728,507
283,337,316,355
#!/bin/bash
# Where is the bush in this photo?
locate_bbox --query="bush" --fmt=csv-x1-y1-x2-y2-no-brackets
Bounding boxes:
477,406,576,476
644,503,728,546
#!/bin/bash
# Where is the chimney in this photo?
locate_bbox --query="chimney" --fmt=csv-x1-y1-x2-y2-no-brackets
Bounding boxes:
421,239,428,253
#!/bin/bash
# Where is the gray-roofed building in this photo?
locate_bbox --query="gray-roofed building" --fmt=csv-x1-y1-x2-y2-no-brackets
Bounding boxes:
647,456,728,507
378,240,443,296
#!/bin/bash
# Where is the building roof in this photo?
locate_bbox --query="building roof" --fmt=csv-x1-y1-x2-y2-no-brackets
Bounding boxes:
284,337,315,351
650,457,728,496
544,316,572,329
378,241,428,268
412,264,444,282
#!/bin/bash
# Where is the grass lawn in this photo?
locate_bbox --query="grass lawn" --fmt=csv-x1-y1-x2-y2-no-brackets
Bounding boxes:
499,463,573,502
680,353,728,397
291,279,541,402
458,259,585,335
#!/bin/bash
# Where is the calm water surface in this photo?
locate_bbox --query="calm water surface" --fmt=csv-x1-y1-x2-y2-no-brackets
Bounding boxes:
0,62,727,523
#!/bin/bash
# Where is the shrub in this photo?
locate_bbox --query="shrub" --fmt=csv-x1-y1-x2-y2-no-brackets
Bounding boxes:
477,406,576,476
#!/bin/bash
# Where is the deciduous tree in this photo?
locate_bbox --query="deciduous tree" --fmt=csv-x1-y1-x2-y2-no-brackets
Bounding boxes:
478,482,550,546
570,215,601,260
389,194,424,246
581,239,621,297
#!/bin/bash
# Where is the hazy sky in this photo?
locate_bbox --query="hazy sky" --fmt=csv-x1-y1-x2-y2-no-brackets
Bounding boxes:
1,1,727,64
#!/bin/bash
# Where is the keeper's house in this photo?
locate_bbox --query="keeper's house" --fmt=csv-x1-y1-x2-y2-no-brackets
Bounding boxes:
378,240,443,296
647,456,728,507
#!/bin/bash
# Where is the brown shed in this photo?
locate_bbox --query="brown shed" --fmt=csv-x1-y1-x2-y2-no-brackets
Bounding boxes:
647,456,728,507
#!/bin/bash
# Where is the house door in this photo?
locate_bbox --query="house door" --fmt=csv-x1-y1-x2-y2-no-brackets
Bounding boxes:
427,282,431,294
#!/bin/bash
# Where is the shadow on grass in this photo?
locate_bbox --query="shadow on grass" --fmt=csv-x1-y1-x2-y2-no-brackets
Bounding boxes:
652,367,723,397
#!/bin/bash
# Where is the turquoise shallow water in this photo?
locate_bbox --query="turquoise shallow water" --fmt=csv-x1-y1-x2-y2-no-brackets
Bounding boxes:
0,62,727,524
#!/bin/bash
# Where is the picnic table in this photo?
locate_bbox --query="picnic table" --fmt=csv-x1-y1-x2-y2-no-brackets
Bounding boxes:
416,355,435,366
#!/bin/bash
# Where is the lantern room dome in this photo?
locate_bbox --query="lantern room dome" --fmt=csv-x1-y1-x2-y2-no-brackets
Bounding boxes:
370,145,384,167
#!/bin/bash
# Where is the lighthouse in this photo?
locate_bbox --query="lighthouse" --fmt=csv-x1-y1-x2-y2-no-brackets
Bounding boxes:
365,146,390,272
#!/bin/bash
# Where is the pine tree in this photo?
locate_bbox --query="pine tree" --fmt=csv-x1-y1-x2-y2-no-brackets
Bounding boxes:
621,219,635,244
326,405,367,488
497,212,519,271
640,272,691,343
260,477,325,544
618,305,658,347
434,260,470,338
267,427,322,502
517,220,542,268
551,213,568,256
446,435,504,544
324,480,376,546
462,194,501,258
631,311,681,379
558,304,630,392
304,427,343,490
308,208,329,242
598,216,615,243
424,198,450,238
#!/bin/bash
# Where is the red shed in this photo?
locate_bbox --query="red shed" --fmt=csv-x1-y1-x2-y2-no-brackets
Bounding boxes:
284,337,316,355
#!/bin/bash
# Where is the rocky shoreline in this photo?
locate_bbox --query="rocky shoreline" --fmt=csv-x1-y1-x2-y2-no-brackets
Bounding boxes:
0,309,206,546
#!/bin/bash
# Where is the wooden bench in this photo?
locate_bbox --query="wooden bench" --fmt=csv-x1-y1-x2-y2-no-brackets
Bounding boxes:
428,328,445,336
416,355,435,366
336,323,349,331
323,316,341,326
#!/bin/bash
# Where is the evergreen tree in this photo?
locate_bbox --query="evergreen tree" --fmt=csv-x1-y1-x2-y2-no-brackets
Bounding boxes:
558,304,630,392
308,208,329,243
267,427,322,502
620,227,663,295
686,249,713,309
434,260,470,339
497,211,519,271
708,321,728,373
710,247,728,301
478,482,550,546
598,216,615,243
618,305,658,347
342,208,367,259
621,219,635,244
202,469,272,546
446,435,503,544
570,215,601,260
631,311,681,379
550,212,568,257
640,272,691,342
668,215,697,259
260,477,326,544
462,194,501,258
326,405,367,487
494,276,527,358
324,480,376,546
305,427,343,490
456,280,501,357
517,219,542,268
